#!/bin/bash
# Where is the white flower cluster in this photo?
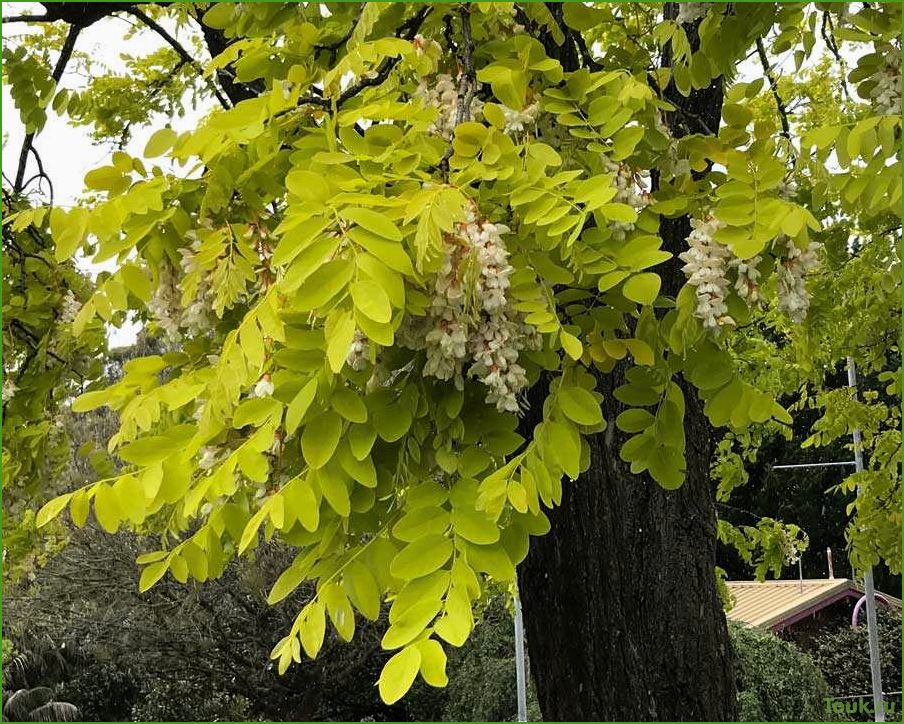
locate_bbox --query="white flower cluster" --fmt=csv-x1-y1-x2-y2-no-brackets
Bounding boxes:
869,44,902,116
655,115,692,179
501,102,540,135
676,2,707,25
179,235,215,337
252,375,274,398
415,73,483,140
198,445,222,471
681,217,820,329
679,215,736,329
2,378,18,403
602,157,650,241
406,205,540,413
730,254,763,304
777,178,798,201
60,290,82,325
416,72,536,138
148,263,183,342
412,34,441,57
776,236,820,324
346,329,370,372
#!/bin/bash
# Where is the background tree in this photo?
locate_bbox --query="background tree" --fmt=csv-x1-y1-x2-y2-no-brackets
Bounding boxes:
3,2,900,721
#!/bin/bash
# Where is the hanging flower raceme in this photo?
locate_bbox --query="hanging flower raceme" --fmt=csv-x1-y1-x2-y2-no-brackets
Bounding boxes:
869,42,902,116
415,71,538,139
679,215,735,330
729,254,763,304
148,262,183,342
2,378,18,403
415,73,484,140
776,236,821,324
60,290,82,325
500,101,540,135
681,216,821,330
178,234,215,337
402,203,539,413
346,330,370,372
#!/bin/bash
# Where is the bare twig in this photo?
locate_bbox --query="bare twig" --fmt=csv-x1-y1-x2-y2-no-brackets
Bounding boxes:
821,11,851,100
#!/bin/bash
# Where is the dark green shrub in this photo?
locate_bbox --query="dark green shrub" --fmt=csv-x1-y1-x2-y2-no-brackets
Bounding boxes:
809,608,902,722
730,622,835,722
130,677,254,722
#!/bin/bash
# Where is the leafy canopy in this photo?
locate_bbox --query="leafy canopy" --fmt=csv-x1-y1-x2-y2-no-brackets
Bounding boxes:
4,1,900,704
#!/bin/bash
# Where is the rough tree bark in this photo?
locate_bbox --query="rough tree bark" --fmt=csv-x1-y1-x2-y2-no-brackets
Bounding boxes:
517,5,738,722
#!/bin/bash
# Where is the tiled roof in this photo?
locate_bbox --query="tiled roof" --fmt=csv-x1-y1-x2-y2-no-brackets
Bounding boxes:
725,579,901,631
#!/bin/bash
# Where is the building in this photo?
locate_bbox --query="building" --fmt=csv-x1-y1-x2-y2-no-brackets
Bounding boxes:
726,578,902,636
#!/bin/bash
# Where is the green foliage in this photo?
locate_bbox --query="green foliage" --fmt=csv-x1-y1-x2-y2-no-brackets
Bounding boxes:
129,678,254,723
1,197,109,582
730,623,835,722
809,609,903,720
5,0,900,705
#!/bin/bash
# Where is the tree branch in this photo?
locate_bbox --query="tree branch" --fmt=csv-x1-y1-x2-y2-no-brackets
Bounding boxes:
13,23,80,193
452,5,476,126
337,6,432,106
755,37,793,146
124,7,230,110
20,144,55,205
313,2,365,56
292,6,432,113
1,13,52,23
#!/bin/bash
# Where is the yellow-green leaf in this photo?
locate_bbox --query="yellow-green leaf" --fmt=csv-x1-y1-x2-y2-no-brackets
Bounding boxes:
286,378,318,435
558,386,603,426
35,493,72,528
350,280,392,323
378,645,421,705
301,411,343,469
560,330,583,360
341,207,402,241
143,127,177,158
390,534,453,580
417,638,449,687
622,273,661,305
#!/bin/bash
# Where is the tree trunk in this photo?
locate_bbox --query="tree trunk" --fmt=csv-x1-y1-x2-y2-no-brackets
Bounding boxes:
517,6,737,721
518,373,736,721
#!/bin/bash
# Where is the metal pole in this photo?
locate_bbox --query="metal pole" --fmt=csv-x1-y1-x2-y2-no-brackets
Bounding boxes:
771,461,857,470
847,356,885,722
514,593,528,722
